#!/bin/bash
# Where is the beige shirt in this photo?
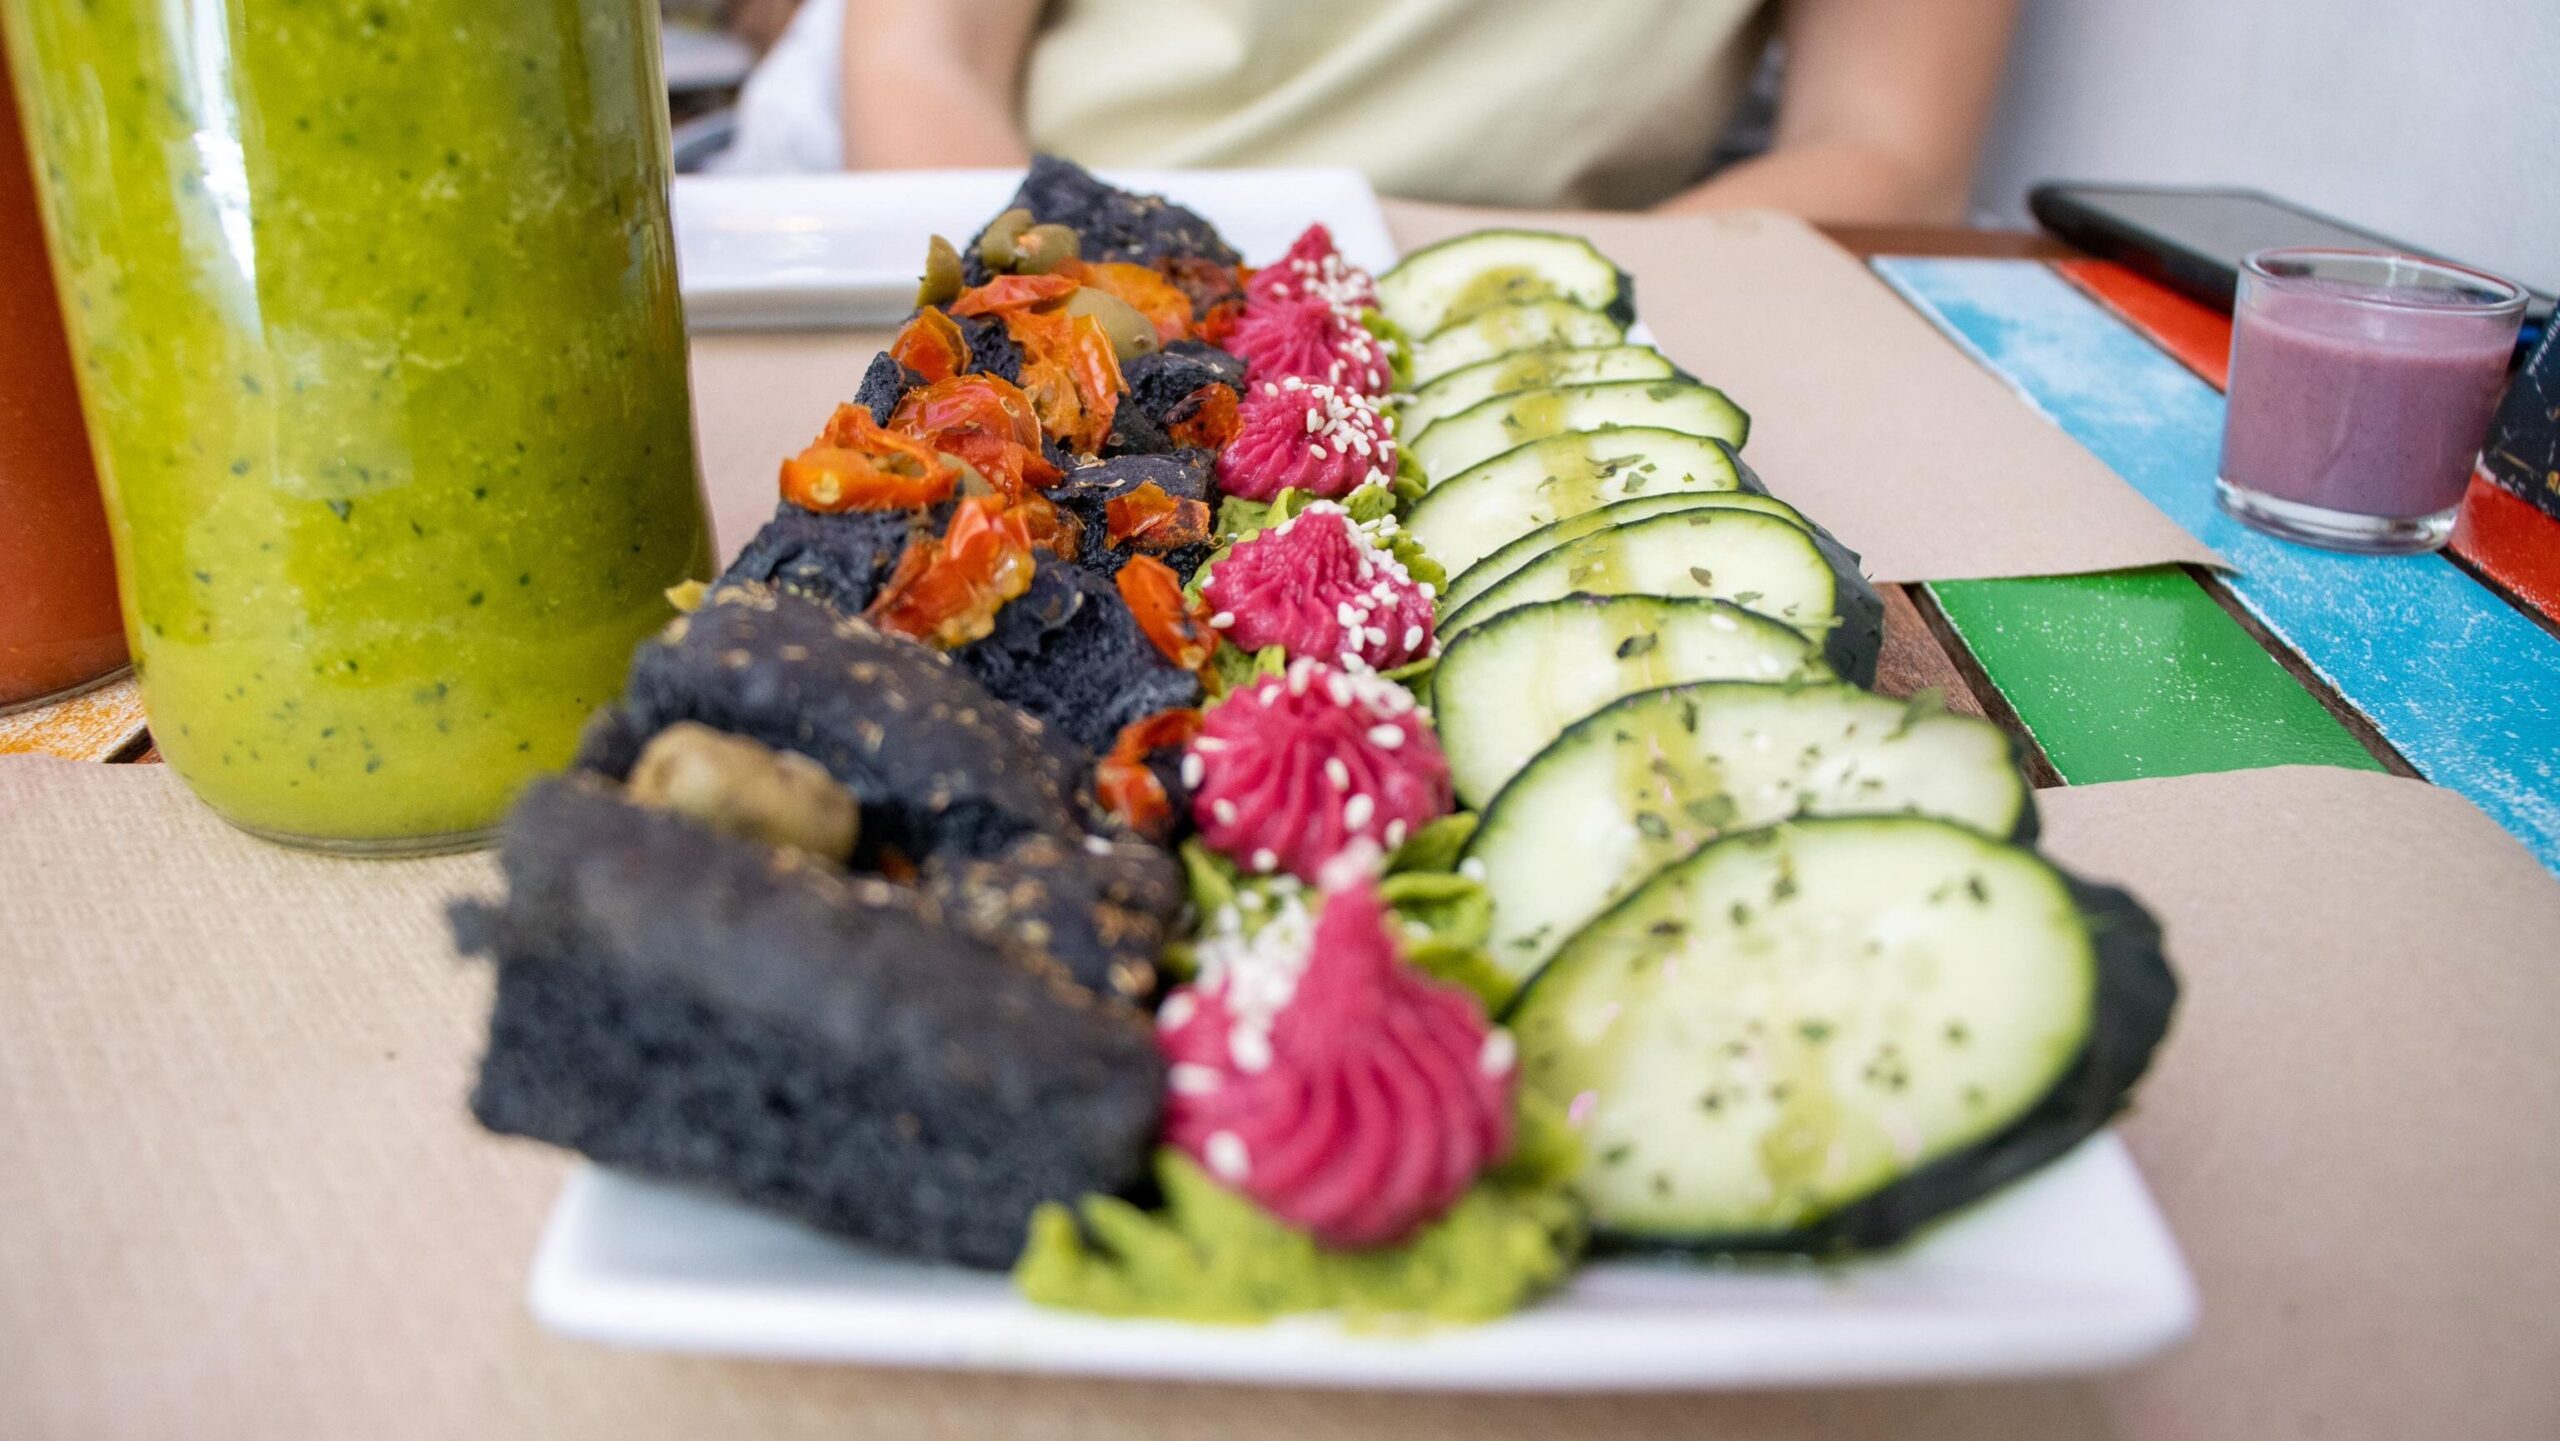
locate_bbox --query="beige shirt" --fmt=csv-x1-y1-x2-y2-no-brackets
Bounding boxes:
1021,0,1770,210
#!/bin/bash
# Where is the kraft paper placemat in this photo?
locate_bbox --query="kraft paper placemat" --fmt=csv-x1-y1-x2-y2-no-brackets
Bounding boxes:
5,757,2555,1440
687,204,2223,583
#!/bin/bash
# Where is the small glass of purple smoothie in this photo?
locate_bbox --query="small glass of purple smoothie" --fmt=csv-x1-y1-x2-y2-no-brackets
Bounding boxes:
2217,248,2526,553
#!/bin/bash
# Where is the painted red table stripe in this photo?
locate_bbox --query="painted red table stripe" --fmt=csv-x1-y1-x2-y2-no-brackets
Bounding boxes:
2054,260,2232,388
2054,259,2560,625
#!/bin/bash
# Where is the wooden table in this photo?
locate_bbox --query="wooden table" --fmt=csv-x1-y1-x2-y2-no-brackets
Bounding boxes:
9,223,2560,1441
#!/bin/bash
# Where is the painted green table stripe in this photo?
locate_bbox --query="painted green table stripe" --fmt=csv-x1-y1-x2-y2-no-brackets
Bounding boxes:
1927,569,2385,784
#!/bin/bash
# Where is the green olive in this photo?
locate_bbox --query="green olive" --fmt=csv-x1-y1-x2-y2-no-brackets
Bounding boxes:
628,722,859,862
916,234,963,308
1061,287,1162,362
1013,223,1083,274
977,207,1033,272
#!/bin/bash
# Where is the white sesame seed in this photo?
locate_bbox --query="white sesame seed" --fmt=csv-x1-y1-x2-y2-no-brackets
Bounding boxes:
1205,1130,1251,1181
1384,818,1408,847
1193,735,1229,753
1209,611,1236,630
1402,624,1424,650
1343,793,1376,830
1212,798,1240,826
1459,857,1488,881
1325,757,1351,790
1083,835,1115,856
1251,848,1278,873
1230,1026,1274,1073
1480,1029,1517,1076
1180,753,1205,787
1157,993,1198,1031
1169,1062,1223,1095
1368,723,1405,749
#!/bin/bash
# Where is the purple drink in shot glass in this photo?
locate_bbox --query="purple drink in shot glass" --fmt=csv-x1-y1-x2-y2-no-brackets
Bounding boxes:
2217,248,2526,554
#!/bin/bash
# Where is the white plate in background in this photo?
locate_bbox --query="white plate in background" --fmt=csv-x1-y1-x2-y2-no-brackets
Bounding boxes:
672,168,1399,330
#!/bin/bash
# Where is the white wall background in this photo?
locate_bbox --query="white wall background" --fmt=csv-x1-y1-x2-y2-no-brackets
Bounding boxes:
1971,0,2560,292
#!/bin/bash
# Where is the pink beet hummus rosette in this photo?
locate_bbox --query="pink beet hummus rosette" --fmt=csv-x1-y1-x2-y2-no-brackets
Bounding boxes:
1214,377,1397,502
1244,224,1381,313
1154,876,1516,1250
1183,657,1451,881
1224,295,1396,397
1199,501,1435,672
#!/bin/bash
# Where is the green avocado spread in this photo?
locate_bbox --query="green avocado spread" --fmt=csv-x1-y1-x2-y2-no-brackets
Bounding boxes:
1015,1095,1586,1326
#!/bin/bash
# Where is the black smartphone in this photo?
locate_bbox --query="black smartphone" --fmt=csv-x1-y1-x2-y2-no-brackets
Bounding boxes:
2029,182,2552,351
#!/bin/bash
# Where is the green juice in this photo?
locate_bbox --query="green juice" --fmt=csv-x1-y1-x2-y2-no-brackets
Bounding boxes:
1,0,711,848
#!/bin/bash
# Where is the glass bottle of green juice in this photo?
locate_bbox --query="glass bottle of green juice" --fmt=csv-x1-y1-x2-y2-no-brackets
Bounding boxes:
1,1,713,852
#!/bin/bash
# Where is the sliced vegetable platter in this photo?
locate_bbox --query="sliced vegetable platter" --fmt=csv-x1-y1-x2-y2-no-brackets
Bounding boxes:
518,165,2190,1389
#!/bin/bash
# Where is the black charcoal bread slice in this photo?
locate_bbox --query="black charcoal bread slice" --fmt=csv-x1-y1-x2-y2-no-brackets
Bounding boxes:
853,350,921,425
716,502,926,616
955,311,1025,384
1101,395,1176,457
924,827,1184,1003
458,776,1164,1269
602,585,1091,858
1048,449,1218,581
955,557,1204,752
967,155,1241,282
1124,340,1245,428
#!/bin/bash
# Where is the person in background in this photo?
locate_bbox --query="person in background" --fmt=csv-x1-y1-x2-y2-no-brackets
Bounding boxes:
830,0,2020,222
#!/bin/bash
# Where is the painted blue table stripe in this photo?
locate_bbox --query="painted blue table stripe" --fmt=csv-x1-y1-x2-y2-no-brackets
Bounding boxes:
1876,257,2560,874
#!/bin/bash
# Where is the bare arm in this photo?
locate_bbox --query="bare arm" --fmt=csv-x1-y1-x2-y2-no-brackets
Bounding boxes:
1663,0,2020,224
841,0,1044,170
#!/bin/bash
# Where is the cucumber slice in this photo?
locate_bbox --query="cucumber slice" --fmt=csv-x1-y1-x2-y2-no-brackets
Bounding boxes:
1439,492,1811,614
1470,682,2036,983
1411,381,1749,482
1439,507,1883,686
1432,595,1829,808
1404,429,1760,580
1407,301,1628,387
1401,345,1682,435
1377,229,1636,336
1508,816,2175,1252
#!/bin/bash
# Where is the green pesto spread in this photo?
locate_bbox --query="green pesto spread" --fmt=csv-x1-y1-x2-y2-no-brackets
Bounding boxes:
2,0,711,843
1016,1096,1586,1326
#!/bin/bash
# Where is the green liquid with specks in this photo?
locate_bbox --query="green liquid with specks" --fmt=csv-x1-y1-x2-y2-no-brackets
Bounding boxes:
2,0,712,848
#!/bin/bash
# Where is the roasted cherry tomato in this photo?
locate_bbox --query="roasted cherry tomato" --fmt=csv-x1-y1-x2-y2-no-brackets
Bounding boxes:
1115,554,1217,677
1096,707,1203,840
779,405,958,511
1162,382,1242,451
889,307,969,382
863,495,1039,648
1105,482,1213,552
891,373,1045,450
890,373,1062,496
1004,308,1127,454
1080,261,1197,344
948,272,1081,316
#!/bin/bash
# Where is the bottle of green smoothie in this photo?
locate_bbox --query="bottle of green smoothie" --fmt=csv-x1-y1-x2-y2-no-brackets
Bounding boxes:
1,1,714,852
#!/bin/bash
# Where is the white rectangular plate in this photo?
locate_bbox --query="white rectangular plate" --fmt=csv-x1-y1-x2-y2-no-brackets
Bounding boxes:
533,1135,2191,1391
599,167,2192,1389
672,168,1399,330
